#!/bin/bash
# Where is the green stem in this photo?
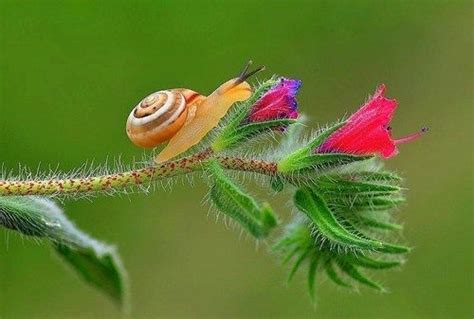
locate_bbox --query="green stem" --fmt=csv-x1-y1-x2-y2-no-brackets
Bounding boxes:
0,150,277,197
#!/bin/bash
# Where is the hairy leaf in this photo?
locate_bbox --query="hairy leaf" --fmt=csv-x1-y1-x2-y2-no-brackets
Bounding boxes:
294,187,384,251
208,161,278,238
0,196,128,308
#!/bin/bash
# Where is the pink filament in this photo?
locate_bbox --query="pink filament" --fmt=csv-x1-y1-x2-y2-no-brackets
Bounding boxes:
394,127,428,145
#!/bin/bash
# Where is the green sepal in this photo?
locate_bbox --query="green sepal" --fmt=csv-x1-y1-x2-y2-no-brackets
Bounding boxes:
294,187,385,251
276,122,378,173
213,118,296,152
208,160,278,238
307,122,347,150
279,153,371,173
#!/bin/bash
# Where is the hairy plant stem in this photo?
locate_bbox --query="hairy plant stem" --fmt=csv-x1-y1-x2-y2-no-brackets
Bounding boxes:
0,150,278,196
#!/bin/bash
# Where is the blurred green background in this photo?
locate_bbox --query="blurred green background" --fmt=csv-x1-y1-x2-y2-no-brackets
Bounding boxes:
0,1,472,318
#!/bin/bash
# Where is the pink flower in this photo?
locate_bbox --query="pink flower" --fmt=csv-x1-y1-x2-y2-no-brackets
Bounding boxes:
247,78,301,122
318,84,426,158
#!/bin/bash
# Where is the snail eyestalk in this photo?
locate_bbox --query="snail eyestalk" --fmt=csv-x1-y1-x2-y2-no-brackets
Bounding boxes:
238,60,253,78
236,60,266,84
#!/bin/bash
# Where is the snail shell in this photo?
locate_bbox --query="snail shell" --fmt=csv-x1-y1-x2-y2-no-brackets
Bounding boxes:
126,89,204,148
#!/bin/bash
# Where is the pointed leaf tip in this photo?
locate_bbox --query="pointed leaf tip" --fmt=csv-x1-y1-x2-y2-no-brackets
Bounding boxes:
55,243,129,309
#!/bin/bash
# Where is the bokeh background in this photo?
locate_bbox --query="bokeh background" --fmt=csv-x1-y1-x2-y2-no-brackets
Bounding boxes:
0,1,472,318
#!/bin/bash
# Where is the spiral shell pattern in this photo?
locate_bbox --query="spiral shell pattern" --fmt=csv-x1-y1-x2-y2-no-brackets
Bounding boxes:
126,90,189,148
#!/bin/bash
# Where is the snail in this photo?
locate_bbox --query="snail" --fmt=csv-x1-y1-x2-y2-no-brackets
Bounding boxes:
126,61,265,163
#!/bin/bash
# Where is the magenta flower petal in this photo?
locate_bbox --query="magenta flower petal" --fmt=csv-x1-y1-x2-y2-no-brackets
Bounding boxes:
318,84,426,158
248,78,301,123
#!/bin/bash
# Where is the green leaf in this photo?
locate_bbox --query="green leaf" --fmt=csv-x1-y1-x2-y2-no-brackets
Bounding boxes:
0,196,129,308
324,259,352,288
351,171,402,183
358,215,403,231
308,253,321,301
294,187,384,251
336,259,384,291
280,153,371,173
55,243,128,310
282,245,303,265
260,202,278,229
270,175,285,192
288,248,311,282
236,119,296,136
208,160,278,238
278,122,347,173
345,254,402,269
331,196,405,211
316,176,401,195
377,242,411,254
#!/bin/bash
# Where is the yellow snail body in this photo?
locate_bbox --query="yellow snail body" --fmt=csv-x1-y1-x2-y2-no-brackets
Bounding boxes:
126,61,264,163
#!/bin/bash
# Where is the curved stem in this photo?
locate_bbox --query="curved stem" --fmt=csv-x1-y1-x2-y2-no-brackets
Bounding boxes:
0,151,277,197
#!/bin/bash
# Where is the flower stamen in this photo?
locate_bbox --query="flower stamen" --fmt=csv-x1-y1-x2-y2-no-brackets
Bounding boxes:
394,127,428,145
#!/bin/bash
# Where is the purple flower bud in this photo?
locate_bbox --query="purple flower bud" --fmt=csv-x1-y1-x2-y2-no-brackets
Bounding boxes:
247,78,301,123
